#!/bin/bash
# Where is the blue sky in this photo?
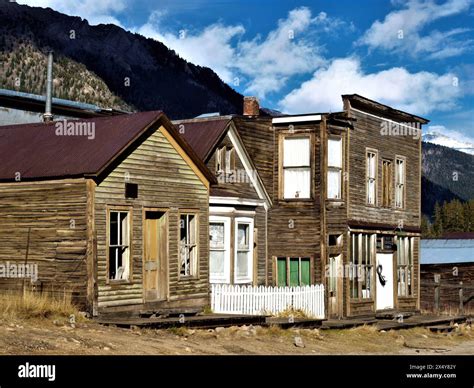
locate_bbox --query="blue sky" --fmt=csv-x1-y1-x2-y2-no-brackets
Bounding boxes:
19,0,474,142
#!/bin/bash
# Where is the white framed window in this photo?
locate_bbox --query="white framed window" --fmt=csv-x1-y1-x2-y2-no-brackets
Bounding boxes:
209,216,231,283
234,217,254,283
366,150,377,205
327,136,342,199
282,136,311,199
108,210,131,281
395,157,405,208
179,214,198,277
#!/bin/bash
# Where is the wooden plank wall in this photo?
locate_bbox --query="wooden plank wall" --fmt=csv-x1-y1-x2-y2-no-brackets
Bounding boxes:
347,109,420,228
268,123,322,285
207,133,268,285
420,262,474,313
233,116,274,196
207,133,260,199
94,125,209,311
0,179,89,307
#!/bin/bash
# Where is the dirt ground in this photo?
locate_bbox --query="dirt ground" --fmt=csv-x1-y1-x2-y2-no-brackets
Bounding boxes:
0,317,472,355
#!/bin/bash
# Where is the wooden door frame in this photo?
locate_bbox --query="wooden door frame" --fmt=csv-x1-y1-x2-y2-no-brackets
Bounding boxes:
375,252,395,311
328,254,343,318
142,207,169,302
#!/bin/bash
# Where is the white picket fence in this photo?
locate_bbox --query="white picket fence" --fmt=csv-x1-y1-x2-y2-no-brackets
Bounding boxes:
211,284,325,319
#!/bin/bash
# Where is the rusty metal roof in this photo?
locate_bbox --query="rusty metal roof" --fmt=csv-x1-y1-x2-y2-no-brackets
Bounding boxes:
0,111,215,183
174,117,232,161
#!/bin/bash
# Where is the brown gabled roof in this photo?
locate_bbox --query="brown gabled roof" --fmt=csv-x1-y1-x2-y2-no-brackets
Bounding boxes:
0,111,215,184
173,117,232,161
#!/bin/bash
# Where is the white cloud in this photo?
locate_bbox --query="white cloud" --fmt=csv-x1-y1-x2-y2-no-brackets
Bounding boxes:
135,7,349,97
235,8,326,97
137,12,244,84
278,57,462,115
358,0,473,58
16,0,127,26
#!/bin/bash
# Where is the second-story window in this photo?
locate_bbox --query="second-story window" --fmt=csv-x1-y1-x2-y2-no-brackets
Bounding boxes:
283,136,311,199
327,137,342,199
216,146,235,174
395,157,405,208
366,150,377,205
382,159,393,207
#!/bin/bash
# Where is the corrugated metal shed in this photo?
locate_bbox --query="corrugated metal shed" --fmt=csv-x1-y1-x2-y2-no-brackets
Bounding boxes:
421,239,474,264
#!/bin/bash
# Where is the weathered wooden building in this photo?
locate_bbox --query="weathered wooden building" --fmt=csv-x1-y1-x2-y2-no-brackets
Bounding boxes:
420,236,474,314
174,112,271,286
180,95,428,318
0,111,215,316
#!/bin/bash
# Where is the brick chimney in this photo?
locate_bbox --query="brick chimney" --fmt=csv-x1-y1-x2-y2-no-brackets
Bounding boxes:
243,96,260,117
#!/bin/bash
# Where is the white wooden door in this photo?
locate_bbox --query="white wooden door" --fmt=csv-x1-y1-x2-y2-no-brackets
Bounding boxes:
376,253,394,310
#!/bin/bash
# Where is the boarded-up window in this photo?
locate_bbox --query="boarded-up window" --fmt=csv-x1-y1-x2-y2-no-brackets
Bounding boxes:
180,214,197,277
235,218,253,283
327,137,342,199
382,160,393,207
277,257,311,286
395,157,405,208
328,255,340,293
366,151,377,205
283,136,311,199
350,233,375,299
397,236,413,296
108,211,130,281
216,146,235,173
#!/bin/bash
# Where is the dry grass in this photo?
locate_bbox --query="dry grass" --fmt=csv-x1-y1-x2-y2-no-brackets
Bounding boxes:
0,291,81,321
276,308,309,319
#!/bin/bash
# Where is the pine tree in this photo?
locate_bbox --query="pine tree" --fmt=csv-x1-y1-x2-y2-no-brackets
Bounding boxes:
421,215,433,238
433,202,443,237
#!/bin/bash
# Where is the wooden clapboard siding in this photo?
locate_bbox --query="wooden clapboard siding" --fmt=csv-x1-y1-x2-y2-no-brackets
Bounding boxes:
267,123,322,285
207,128,268,286
207,133,260,199
347,109,420,228
94,125,209,311
255,205,267,285
233,116,274,196
420,262,474,312
0,179,89,306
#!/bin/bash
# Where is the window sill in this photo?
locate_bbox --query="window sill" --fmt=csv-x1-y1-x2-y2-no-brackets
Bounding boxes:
234,280,253,285
350,298,374,303
178,275,198,281
279,198,313,203
107,279,133,286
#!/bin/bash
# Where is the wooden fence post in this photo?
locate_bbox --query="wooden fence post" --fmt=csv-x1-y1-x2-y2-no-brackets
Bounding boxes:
459,281,464,316
434,274,440,314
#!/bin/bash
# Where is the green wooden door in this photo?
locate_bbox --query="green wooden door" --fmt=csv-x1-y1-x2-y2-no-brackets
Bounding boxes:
277,258,287,287
290,259,299,286
300,258,310,285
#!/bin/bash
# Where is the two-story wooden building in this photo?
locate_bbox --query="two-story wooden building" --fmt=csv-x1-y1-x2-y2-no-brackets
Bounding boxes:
180,95,428,318
174,111,271,287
